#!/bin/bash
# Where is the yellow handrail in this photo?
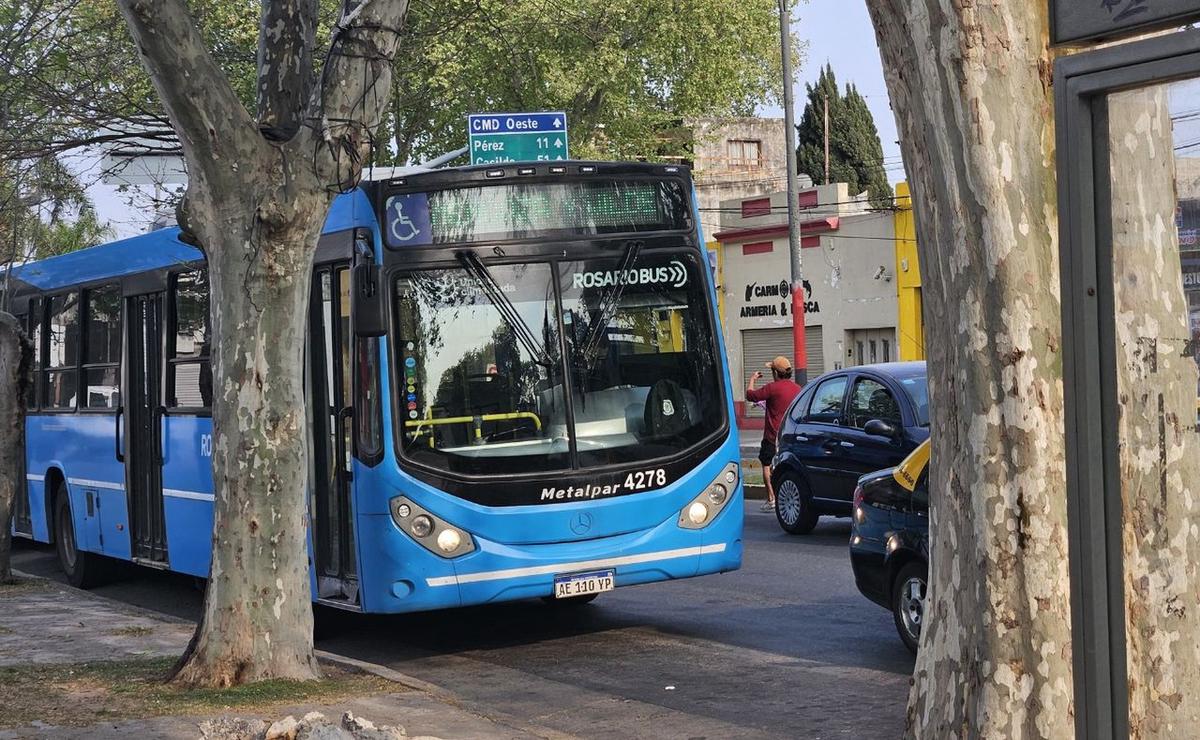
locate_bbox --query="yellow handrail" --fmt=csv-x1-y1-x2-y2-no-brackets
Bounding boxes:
405,411,543,447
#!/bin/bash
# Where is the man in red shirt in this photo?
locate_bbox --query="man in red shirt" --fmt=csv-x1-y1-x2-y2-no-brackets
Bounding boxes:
746,356,802,513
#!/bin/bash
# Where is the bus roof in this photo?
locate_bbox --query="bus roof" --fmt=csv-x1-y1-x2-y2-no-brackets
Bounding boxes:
5,189,374,294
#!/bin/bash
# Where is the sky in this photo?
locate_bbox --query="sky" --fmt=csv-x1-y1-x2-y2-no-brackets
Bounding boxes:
762,0,906,185
86,0,906,239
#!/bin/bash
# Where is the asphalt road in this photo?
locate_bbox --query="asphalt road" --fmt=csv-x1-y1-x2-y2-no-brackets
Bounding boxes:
11,501,913,739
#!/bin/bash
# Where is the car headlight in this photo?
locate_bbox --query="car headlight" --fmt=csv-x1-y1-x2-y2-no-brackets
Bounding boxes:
679,462,739,529
390,496,475,558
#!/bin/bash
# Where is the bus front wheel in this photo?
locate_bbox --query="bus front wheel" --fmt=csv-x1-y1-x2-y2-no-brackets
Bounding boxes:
53,484,105,589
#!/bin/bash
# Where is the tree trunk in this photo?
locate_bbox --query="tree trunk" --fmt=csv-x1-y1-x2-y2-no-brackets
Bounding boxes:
863,2,1074,736
170,169,329,687
0,311,32,584
1107,84,1200,735
117,0,409,688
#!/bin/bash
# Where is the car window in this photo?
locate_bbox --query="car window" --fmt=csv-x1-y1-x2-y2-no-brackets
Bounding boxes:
847,377,901,429
898,374,929,426
789,385,815,421
806,376,847,423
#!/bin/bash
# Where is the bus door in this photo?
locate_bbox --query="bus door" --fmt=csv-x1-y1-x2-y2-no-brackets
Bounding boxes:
308,263,357,604
125,291,168,564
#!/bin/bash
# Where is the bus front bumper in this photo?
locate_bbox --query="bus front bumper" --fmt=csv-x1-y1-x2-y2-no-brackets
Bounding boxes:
355,495,743,613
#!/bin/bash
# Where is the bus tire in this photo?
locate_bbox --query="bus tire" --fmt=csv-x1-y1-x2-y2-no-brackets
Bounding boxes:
540,594,599,606
53,483,105,589
774,472,819,535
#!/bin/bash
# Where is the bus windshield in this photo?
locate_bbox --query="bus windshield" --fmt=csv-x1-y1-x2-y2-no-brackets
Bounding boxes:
393,249,724,476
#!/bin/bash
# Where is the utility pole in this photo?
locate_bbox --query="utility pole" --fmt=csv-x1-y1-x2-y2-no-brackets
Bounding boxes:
823,94,830,186
778,0,807,384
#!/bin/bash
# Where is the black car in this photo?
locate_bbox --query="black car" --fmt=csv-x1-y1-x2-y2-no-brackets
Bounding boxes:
849,440,930,653
770,362,929,535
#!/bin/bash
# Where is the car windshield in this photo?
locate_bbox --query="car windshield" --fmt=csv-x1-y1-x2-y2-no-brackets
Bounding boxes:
898,374,929,426
392,250,724,474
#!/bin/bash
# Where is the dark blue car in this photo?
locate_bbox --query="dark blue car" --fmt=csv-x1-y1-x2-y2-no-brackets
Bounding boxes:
770,361,929,534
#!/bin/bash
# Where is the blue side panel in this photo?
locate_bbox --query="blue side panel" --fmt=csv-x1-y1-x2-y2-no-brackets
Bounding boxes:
25,475,49,542
26,414,130,558
161,415,215,577
322,189,373,235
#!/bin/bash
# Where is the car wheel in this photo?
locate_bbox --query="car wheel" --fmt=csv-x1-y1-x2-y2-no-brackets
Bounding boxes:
892,561,927,654
53,483,105,589
774,473,819,535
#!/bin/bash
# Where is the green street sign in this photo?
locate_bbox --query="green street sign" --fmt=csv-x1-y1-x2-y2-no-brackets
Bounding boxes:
468,112,569,165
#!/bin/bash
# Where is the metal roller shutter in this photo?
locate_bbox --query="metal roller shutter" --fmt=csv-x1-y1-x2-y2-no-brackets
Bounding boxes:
741,325,823,416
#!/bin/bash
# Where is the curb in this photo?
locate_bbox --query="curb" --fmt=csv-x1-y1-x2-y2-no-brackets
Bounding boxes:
11,567,575,740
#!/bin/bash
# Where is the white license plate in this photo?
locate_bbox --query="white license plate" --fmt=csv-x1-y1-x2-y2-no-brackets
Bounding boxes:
553,569,615,599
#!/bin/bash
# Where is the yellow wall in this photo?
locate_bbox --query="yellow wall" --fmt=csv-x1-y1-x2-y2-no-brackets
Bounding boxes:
894,182,925,360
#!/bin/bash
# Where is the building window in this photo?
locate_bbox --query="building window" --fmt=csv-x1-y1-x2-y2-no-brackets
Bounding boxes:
728,139,762,169
742,241,774,256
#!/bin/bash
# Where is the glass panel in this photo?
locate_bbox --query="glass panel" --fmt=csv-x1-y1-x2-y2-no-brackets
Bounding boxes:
26,300,40,408
171,361,211,407
559,250,723,466
83,367,120,408
44,369,76,409
47,292,79,369
383,179,690,248
173,269,209,360
846,378,900,428
356,337,382,455
85,285,122,364
899,374,930,427
1106,77,1200,693
806,376,847,422
394,262,569,474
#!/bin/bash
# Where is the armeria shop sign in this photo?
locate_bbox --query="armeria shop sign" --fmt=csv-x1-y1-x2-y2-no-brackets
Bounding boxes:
1051,0,1200,45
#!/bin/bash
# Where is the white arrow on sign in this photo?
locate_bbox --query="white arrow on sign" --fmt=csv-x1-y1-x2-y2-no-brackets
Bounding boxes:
554,155,564,160
553,119,562,128
555,139,563,148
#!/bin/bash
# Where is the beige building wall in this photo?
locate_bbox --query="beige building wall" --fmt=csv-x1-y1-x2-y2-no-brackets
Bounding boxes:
714,187,898,428
684,117,801,240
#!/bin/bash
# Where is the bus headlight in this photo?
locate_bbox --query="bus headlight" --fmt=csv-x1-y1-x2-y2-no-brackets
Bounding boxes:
679,462,739,530
437,529,462,553
411,515,434,538
390,496,475,558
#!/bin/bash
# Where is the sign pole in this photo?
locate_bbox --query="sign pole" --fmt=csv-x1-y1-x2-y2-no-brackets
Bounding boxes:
778,0,807,385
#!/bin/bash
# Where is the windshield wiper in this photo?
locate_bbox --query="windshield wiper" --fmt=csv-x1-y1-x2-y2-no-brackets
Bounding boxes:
456,251,553,367
579,240,644,364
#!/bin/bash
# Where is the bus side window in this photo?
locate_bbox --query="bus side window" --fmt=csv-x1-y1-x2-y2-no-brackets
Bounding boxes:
45,292,80,410
24,300,41,410
169,270,212,409
83,285,122,409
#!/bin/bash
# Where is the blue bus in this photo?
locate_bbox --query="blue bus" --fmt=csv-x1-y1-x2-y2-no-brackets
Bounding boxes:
6,161,743,613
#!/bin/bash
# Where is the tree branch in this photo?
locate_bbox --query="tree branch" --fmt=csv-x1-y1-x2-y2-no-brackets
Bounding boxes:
301,0,410,192
115,0,258,173
257,0,319,142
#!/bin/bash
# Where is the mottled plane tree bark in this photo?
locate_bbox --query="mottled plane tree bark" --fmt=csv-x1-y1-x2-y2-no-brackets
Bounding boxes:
0,311,32,584
1107,84,1200,736
863,2,1073,737
114,0,410,686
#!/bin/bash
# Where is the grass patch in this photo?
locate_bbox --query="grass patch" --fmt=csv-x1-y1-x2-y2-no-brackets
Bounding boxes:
0,657,398,728
0,577,49,596
108,626,153,638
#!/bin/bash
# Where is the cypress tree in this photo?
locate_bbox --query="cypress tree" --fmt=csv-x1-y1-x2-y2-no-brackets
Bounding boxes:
795,64,894,210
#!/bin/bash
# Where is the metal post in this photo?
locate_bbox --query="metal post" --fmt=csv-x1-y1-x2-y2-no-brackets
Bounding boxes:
823,95,830,186
778,0,807,385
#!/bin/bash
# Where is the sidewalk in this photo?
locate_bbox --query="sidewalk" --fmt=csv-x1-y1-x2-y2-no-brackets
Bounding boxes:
0,576,573,740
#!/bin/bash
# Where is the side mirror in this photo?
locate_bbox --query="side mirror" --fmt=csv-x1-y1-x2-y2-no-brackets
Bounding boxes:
863,419,898,438
352,262,386,337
